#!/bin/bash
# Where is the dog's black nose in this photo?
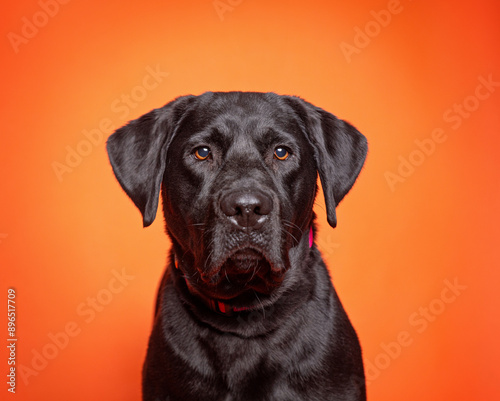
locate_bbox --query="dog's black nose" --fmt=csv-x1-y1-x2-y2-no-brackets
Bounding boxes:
220,191,273,228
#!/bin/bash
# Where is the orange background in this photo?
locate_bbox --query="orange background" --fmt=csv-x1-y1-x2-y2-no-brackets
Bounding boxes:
1,0,499,400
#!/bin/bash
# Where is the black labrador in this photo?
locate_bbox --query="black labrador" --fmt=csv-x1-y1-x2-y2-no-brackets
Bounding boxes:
106,92,368,401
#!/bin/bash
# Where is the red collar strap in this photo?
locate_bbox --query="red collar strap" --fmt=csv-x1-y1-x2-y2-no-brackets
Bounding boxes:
174,257,250,316
175,226,313,316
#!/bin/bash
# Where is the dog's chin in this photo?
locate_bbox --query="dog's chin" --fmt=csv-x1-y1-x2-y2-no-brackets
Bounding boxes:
196,248,285,302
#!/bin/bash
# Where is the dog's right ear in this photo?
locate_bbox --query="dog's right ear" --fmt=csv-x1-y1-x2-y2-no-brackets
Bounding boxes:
106,95,195,227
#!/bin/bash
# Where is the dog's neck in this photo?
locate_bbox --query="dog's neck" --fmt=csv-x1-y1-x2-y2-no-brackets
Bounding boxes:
173,226,314,317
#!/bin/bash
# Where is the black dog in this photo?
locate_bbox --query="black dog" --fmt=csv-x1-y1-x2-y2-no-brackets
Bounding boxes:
107,92,368,401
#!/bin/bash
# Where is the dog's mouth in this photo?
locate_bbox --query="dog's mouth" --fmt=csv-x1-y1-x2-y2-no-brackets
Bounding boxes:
197,247,284,302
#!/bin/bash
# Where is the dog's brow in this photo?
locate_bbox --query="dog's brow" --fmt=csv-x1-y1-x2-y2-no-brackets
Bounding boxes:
208,128,232,149
186,126,232,150
256,128,296,147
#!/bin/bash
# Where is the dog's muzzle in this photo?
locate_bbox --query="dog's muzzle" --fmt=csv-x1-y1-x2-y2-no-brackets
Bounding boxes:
176,226,313,316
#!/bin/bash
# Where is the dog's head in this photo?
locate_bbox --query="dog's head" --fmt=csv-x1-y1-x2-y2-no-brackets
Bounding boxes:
107,92,367,309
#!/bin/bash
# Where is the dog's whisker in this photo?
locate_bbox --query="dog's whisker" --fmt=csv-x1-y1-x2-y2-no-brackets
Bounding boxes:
253,291,265,318
313,201,327,212
282,220,305,243
280,227,300,246
204,250,214,271
282,219,303,233
245,259,259,285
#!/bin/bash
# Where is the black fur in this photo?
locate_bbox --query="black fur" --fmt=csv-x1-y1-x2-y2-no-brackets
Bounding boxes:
107,92,368,401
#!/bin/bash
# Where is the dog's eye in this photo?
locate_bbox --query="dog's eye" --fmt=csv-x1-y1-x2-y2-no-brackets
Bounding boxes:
194,147,211,160
274,147,290,161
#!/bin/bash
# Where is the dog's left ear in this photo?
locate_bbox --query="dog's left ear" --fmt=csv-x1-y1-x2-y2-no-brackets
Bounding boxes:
285,97,368,228
106,95,195,227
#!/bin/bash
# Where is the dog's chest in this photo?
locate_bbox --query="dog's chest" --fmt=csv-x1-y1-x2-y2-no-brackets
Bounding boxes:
185,331,304,400
203,332,277,381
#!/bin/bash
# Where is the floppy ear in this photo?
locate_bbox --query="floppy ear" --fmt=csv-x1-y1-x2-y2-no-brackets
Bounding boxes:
106,96,194,227
285,97,368,228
